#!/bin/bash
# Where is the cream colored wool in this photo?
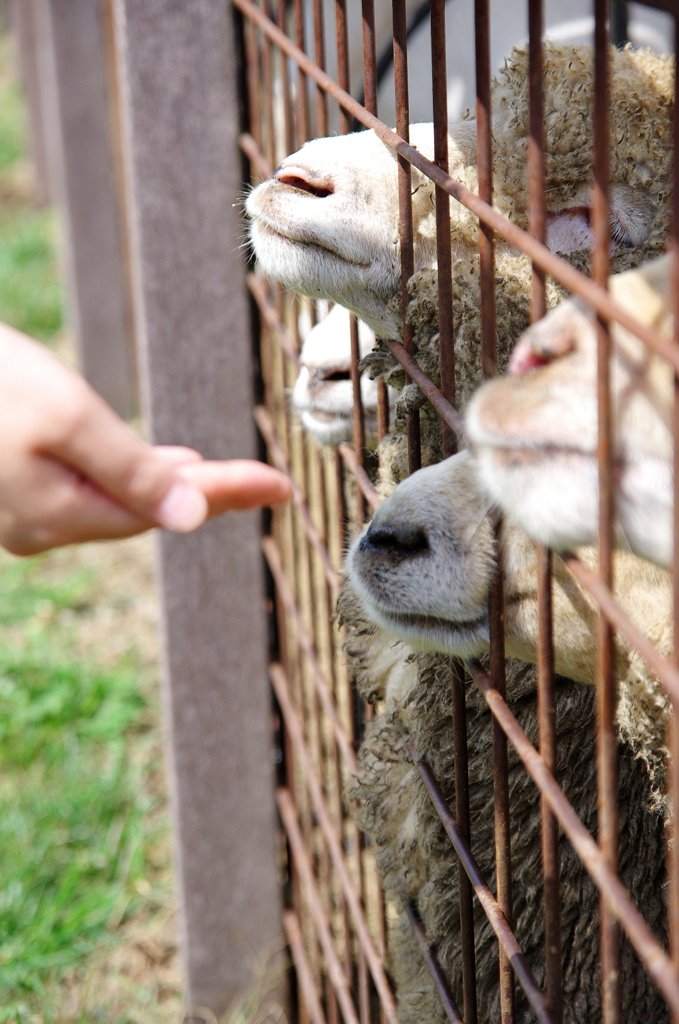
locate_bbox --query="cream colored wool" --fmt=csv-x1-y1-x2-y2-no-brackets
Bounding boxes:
340,584,668,1024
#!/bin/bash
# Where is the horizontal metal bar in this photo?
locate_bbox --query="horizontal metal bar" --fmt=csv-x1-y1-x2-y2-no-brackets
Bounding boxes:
413,754,554,1024
262,534,359,776
406,903,465,1024
277,787,361,1024
283,909,328,1024
561,552,679,704
270,662,400,1024
246,273,301,368
466,659,679,1013
337,443,381,511
232,0,679,375
386,341,469,443
255,405,341,593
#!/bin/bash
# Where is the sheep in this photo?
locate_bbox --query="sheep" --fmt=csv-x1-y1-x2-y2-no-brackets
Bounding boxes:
340,584,668,1024
292,304,396,446
466,251,675,568
341,450,670,1023
247,43,671,344
347,446,672,782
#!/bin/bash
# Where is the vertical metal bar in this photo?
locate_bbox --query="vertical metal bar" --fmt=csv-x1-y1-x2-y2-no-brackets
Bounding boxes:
276,0,294,157
452,661,478,1024
312,0,327,136
361,0,390,443
670,17,679,1024
474,0,497,378
528,3,562,1020
335,0,351,135
393,0,421,474
475,1,511,1019
350,315,367,523
431,0,455,461
592,5,620,1024
536,546,562,1024
292,0,309,142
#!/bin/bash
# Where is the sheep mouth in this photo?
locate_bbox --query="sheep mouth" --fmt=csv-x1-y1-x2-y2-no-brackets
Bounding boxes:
375,606,489,653
253,220,371,268
304,409,351,425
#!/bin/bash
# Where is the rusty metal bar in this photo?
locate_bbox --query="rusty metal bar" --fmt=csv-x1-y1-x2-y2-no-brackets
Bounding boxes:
270,663,399,1024
263,535,359,776
536,545,562,1024
386,340,469,441
431,0,456,460
350,314,367,524
255,405,341,592
291,0,309,143
592,5,619,1011
412,755,553,1024
360,0,389,449
527,5,561,1020
474,6,512,1014
233,0,679,372
451,661,477,1024
466,659,679,1013
406,903,465,1024
278,788,361,1024
392,0,421,474
671,18,679,1024
239,130,274,178
247,273,301,367
335,0,351,135
338,444,381,512
312,0,327,136
284,909,329,1024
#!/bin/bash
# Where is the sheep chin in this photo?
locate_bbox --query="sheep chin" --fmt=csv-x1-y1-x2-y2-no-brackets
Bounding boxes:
474,443,601,554
357,601,490,658
300,410,354,447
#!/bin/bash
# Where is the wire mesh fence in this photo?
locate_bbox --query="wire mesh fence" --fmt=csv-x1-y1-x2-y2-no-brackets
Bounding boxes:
237,2,679,1023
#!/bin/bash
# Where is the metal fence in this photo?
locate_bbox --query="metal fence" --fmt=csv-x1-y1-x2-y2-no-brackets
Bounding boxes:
237,2,679,1023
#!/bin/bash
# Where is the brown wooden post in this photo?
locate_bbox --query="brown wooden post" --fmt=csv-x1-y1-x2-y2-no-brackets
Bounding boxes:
31,0,136,417
111,0,284,1016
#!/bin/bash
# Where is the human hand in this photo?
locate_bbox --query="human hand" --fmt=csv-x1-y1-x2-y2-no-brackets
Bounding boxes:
0,323,291,555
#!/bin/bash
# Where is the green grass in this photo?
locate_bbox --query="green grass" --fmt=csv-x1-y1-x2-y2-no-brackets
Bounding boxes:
0,34,63,342
0,559,155,1016
0,207,63,340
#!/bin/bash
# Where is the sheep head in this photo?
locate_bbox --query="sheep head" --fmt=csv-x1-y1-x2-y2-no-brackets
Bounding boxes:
292,304,395,446
347,447,670,686
466,252,674,567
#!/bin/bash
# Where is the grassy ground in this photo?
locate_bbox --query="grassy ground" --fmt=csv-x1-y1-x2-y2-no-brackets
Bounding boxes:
0,30,183,1024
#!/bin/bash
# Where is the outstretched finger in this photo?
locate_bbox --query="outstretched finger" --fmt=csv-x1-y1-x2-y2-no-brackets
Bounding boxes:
177,459,292,515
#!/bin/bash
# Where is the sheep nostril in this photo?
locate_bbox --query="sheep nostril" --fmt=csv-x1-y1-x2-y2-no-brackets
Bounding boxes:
362,524,429,555
275,172,334,198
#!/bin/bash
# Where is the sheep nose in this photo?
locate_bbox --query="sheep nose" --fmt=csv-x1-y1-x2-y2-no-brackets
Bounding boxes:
360,523,429,556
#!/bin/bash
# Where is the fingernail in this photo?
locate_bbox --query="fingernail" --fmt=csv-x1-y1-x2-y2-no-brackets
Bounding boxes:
156,481,208,532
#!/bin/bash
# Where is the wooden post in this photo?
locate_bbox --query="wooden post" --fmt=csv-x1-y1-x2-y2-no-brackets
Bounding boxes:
112,0,284,1016
31,0,136,418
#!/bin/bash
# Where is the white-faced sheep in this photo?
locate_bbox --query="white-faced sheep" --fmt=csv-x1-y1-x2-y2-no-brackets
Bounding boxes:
292,304,396,446
347,446,672,783
247,43,670,342
341,450,670,1023
466,252,675,568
